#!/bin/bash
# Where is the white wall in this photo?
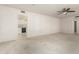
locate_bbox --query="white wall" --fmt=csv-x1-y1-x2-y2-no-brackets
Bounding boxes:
60,17,74,33
0,6,18,42
0,6,60,42
27,12,60,37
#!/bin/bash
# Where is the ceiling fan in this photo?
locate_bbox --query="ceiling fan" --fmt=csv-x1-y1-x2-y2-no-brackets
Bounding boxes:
57,8,76,15
75,16,79,18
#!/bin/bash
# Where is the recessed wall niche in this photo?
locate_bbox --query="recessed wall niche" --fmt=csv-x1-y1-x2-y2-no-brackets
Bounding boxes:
18,10,27,36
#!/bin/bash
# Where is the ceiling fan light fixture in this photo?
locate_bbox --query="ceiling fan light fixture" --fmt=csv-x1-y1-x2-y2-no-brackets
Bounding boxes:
63,12,67,15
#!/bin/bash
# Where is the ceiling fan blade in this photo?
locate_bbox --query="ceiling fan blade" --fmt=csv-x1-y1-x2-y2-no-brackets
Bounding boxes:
68,11,75,12
67,8,70,11
75,16,79,17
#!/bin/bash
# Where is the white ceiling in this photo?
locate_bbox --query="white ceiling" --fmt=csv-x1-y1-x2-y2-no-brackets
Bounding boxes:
2,4,79,19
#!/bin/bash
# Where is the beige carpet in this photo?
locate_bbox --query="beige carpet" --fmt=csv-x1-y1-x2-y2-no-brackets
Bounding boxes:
0,33,79,54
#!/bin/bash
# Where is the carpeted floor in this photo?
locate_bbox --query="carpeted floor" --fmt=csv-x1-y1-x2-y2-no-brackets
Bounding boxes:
0,33,79,54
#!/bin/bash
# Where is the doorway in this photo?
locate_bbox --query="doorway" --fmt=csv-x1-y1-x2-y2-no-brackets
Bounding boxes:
74,21,77,33
74,17,79,34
